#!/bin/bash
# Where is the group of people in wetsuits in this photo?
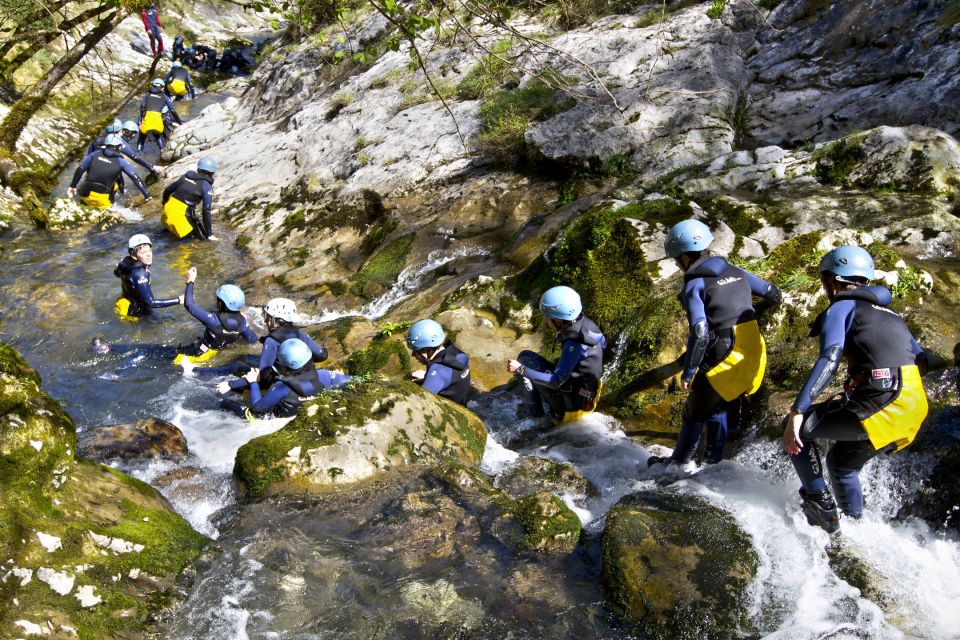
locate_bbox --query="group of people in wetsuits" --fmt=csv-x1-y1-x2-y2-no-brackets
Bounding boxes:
80,11,930,534
141,4,250,74
100,215,929,535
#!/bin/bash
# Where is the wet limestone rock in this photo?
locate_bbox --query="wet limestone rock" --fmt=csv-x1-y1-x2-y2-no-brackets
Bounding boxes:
504,491,582,555
602,491,757,638
496,455,594,499
78,417,189,463
44,198,121,231
234,381,486,499
0,342,208,638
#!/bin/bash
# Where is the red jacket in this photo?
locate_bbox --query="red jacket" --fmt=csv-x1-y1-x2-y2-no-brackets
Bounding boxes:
141,7,162,31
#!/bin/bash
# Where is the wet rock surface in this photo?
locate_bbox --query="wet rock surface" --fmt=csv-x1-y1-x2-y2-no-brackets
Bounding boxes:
496,455,595,499
78,417,189,463
602,490,758,638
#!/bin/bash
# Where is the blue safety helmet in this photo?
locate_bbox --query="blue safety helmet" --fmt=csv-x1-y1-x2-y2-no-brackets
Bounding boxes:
277,338,313,370
818,245,875,281
151,77,165,87
539,286,582,321
664,219,714,258
215,284,245,312
103,133,123,148
172,60,182,68
121,120,138,134
406,319,446,351
105,119,122,134
197,156,217,173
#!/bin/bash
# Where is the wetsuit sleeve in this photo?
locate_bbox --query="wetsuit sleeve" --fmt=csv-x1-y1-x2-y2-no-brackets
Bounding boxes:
249,381,290,413
119,159,149,197
792,301,855,414
524,340,586,388
163,95,183,124
299,332,328,363
162,177,179,204
910,336,928,375
259,337,280,370
744,271,781,304
70,154,93,188
132,270,179,309
228,378,249,391
183,282,221,329
241,318,258,343
141,9,149,30
120,142,153,170
682,278,708,379
422,364,454,395
201,181,213,237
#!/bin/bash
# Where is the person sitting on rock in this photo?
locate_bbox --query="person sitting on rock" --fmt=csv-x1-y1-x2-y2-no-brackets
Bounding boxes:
68,134,150,210
138,78,182,152
111,234,181,318
161,157,217,240
782,245,928,534
647,219,781,469
219,339,350,420
164,61,195,101
87,119,158,177
193,298,328,390
405,319,472,406
96,266,257,363
507,286,606,425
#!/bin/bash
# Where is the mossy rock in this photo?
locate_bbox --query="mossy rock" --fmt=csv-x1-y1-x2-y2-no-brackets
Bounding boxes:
349,232,414,300
602,491,757,638
0,342,208,638
508,491,582,554
496,456,594,499
234,380,486,499
0,341,41,385
344,332,411,377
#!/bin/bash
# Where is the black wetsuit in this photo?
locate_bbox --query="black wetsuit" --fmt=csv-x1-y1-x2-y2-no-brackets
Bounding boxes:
161,170,215,239
113,256,179,317
419,343,472,406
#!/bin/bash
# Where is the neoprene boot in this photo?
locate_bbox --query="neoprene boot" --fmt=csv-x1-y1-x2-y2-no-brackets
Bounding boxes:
800,488,841,534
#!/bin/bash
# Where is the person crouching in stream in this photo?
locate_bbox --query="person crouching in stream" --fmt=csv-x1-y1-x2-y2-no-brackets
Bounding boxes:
647,219,782,469
507,286,606,425
782,245,928,534
405,319,472,406
109,234,181,319
161,157,218,241
96,265,257,364
68,134,151,210
219,339,351,421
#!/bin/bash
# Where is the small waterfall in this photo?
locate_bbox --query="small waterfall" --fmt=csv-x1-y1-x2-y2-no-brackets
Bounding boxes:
601,330,629,382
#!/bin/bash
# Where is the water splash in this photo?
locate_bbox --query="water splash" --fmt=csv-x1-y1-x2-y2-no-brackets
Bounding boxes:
601,330,629,382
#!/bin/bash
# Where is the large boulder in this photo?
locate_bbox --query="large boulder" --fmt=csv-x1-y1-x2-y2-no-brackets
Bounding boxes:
0,342,208,638
495,455,595,499
602,491,757,638
78,417,189,463
234,380,487,499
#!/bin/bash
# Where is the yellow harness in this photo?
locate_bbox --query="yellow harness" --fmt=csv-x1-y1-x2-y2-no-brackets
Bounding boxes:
140,111,164,134
81,190,112,210
162,196,195,238
172,348,220,366
168,79,187,96
704,319,766,402
861,364,928,451
559,381,603,425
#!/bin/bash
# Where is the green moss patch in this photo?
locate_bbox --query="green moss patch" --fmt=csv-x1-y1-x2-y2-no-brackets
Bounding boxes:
814,137,866,187
349,233,414,300
345,334,410,376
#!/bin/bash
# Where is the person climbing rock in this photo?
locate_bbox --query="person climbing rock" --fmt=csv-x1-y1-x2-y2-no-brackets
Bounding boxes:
164,60,195,100
138,78,181,152
88,119,158,176
218,339,350,420
782,245,928,534
161,157,217,240
68,134,150,210
172,34,186,61
141,4,164,56
405,319,472,406
97,267,257,362
507,286,606,425
111,234,181,318
193,298,328,391
647,219,781,469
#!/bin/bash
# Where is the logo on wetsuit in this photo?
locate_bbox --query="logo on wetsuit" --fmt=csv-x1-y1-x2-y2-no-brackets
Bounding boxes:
716,276,742,286
871,304,899,316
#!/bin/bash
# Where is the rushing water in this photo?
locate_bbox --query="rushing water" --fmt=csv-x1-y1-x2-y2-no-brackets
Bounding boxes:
1,73,958,640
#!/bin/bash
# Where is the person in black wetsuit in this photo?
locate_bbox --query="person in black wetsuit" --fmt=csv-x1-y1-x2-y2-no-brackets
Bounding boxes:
110,234,181,318
783,245,928,533
191,297,327,389
172,34,186,61
138,78,182,152
220,339,350,420
405,319,472,406
87,120,158,177
164,61,195,100
161,157,217,241
507,286,606,425
647,219,782,468
68,135,150,210
97,266,258,362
